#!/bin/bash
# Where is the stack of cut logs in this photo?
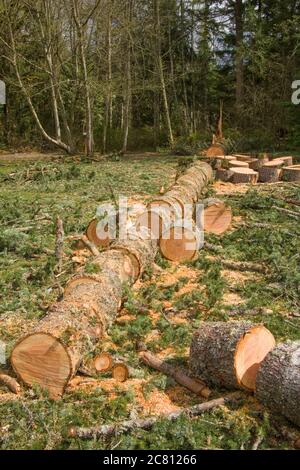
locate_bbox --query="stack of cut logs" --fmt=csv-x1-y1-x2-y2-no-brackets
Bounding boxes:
214,153,300,184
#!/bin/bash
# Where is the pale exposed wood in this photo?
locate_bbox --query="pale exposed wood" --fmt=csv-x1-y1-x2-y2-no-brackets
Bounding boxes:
259,160,284,183
282,165,300,182
190,322,275,391
201,198,232,235
81,234,100,257
229,160,249,169
139,350,211,398
159,223,199,262
0,373,21,394
68,392,242,439
205,144,225,158
86,218,111,249
94,352,113,372
112,363,129,382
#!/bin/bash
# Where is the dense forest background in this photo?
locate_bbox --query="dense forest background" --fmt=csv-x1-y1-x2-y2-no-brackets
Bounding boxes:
0,0,300,155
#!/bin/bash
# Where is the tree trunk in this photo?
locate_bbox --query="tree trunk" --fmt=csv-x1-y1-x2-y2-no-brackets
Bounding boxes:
256,342,300,427
103,1,113,153
282,165,300,182
234,0,244,116
190,321,275,391
72,0,94,157
122,0,133,153
11,161,213,399
154,0,174,145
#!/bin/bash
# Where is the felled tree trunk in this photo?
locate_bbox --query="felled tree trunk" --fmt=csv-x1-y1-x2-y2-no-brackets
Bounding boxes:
190,322,275,391
11,162,213,399
156,162,213,262
256,342,300,427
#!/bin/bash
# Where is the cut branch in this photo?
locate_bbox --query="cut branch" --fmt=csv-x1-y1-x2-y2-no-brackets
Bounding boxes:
139,350,211,398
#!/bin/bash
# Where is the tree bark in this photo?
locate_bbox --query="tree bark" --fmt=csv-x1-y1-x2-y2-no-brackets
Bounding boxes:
72,0,94,157
190,321,275,391
256,342,300,427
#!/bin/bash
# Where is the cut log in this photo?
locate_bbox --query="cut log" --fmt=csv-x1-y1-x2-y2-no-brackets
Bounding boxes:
80,235,100,257
205,144,225,158
112,363,129,382
190,322,275,391
230,168,258,184
256,342,300,427
159,221,201,262
282,165,300,182
229,161,249,169
94,352,113,372
11,161,213,398
215,168,234,182
68,392,242,439
279,156,293,166
139,350,211,398
259,160,284,183
86,218,111,249
201,198,232,235
234,154,253,162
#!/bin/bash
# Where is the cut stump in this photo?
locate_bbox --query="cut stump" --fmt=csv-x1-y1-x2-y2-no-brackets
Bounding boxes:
282,165,300,182
112,363,129,382
230,168,258,184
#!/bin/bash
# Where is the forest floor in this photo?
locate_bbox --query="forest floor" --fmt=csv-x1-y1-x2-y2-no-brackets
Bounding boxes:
0,152,299,450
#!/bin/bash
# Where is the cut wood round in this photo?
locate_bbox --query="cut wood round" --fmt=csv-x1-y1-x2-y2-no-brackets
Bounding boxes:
258,161,284,183
229,161,249,169
282,165,300,182
256,342,300,427
215,168,234,182
190,322,275,391
205,144,225,158
198,198,232,235
136,196,184,240
94,352,113,372
247,159,260,171
217,155,237,161
230,168,258,184
86,218,111,249
11,333,72,399
112,363,129,382
279,156,293,166
159,221,202,262
234,155,253,163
